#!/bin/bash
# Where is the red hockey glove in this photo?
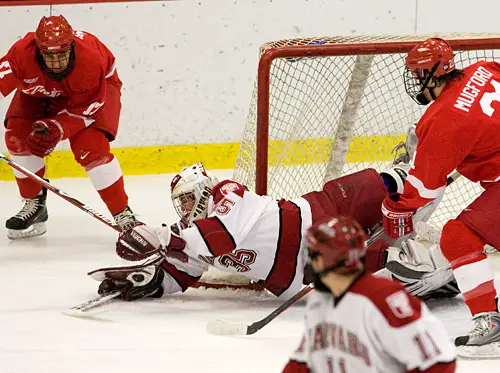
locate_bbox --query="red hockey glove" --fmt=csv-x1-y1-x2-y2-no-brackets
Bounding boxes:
381,197,416,239
26,120,64,157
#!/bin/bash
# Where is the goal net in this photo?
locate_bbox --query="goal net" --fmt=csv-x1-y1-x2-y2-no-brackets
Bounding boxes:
233,33,500,230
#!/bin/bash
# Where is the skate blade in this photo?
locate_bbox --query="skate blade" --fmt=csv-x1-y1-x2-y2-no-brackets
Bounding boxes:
7,222,47,240
457,342,500,359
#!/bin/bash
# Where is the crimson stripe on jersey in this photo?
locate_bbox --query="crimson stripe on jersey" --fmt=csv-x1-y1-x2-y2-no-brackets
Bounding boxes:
193,217,236,257
282,360,310,373
161,260,200,292
264,200,302,297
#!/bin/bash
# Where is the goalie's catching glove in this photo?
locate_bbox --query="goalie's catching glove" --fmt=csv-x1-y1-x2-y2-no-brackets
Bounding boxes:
97,261,165,301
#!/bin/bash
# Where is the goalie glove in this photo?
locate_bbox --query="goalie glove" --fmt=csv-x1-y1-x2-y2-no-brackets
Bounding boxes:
116,221,186,262
90,257,165,301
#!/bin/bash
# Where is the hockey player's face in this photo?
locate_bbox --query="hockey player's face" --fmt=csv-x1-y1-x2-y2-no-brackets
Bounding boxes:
177,193,196,218
41,49,71,73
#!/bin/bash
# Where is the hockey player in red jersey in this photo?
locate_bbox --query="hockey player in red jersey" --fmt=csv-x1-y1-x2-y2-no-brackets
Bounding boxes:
0,15,135,239
381,37,500,357
281,216,456,373
90,161,458,303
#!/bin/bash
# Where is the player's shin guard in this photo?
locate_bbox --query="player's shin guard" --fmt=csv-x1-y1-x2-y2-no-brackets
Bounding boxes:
441,219,497,316
84,155,135,229
11,154,45,198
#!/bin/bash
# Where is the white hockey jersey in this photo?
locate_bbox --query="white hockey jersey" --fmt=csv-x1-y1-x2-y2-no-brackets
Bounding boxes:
282,274,456,373
157,180,312,299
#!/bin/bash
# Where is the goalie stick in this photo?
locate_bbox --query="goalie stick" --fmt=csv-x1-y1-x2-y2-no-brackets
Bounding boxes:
63,290,122,317
206,225,385,336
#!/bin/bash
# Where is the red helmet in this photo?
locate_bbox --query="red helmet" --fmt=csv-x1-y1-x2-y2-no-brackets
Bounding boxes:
405,38,455,79
306,216,368,273
35,15,74,53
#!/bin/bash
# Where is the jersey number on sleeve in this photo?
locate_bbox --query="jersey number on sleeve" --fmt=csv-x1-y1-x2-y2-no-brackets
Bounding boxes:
0,61,12,79
215,197,235,215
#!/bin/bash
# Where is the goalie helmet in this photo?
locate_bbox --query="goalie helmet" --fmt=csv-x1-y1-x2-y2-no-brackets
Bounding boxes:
306,216,368,275
170,162,219,227
404,38,455,105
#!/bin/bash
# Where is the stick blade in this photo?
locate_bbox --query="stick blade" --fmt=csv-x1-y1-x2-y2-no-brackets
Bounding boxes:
206,319,249,336
62,307,106,319
63,291,121,318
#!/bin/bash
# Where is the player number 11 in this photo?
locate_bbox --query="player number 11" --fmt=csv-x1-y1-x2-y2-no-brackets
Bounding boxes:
414,331,441,361
326,357,346,373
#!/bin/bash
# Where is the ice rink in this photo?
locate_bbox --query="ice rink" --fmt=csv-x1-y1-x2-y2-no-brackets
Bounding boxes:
1,171,500,373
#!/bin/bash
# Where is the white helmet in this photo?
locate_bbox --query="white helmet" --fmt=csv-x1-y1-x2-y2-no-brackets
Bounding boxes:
170,162,220,227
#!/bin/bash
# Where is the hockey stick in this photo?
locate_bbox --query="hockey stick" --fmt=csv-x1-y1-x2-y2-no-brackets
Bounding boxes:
0,152,120,232
62,290,122,317
206,226,386,336
206,284,314,336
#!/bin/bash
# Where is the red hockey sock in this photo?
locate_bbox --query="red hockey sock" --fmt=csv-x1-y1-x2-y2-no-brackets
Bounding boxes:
11,155,45,199
441,219,497,315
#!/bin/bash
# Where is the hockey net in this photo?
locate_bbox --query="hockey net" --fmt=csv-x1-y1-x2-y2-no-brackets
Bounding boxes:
233,33,500,230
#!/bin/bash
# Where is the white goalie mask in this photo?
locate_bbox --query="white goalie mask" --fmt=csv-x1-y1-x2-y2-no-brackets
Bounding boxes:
170,162,220,227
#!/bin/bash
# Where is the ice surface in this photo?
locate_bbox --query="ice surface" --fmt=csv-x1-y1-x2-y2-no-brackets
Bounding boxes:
1,173,499,372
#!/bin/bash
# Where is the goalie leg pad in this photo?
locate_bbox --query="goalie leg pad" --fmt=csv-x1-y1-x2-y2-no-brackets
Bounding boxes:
381,239,457,299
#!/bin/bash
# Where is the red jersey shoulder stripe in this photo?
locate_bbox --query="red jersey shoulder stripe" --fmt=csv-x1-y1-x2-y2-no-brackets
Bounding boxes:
350,274,422,328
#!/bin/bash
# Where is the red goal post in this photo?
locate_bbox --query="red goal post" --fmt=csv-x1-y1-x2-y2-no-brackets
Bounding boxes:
233,34,500,229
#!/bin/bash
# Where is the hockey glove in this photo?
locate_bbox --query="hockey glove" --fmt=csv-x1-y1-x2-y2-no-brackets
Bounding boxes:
116,222,186,262
381,196,415,239
26,120,64,157
97,262,165,301
116,221,164,261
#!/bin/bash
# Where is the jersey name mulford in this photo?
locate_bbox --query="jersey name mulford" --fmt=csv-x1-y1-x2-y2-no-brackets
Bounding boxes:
454,66,493,113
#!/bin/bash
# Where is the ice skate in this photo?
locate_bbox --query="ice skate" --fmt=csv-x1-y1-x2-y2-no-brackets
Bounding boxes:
455,311,500,359
113,206,137,231
6,187,48,239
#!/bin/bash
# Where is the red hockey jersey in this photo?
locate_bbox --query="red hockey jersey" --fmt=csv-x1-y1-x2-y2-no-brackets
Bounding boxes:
0,30,121,139
396,61,500,210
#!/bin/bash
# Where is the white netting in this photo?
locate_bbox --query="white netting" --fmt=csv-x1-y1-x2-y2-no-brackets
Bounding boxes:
234,33,500,229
